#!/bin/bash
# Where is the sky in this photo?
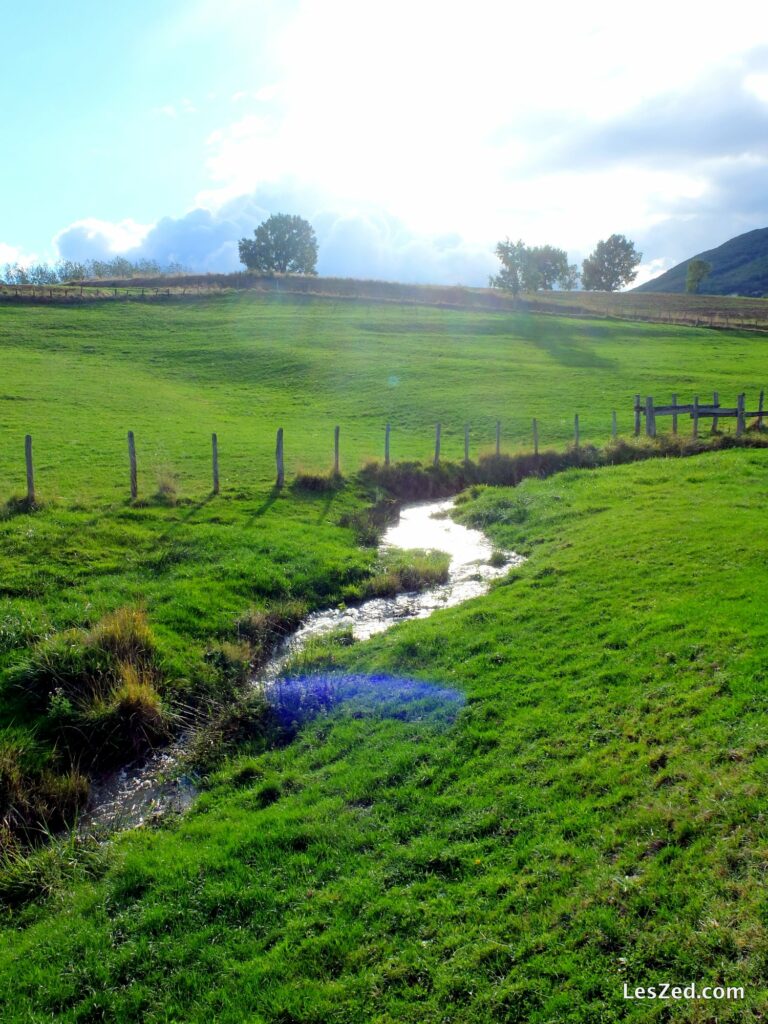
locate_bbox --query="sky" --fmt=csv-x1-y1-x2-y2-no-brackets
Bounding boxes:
2,0,768,287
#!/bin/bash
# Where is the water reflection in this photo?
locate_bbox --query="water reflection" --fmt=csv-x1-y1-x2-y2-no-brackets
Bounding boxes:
82,498,522,831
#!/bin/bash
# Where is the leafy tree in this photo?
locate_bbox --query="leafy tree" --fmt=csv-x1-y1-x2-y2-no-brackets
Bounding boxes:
490,239,578,294
686,258,712,294
489,238,527,294
238,213,318,274
581,234,642,291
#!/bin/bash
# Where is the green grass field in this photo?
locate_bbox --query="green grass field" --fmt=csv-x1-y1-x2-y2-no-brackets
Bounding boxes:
1,293,768,1020
2,449,767,1021
1,293,767,502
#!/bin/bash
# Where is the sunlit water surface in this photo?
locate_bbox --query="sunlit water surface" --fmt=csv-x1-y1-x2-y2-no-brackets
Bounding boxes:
83,498,523,831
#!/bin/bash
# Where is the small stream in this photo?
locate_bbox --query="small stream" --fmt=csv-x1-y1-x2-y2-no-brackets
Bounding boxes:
82,498,523,832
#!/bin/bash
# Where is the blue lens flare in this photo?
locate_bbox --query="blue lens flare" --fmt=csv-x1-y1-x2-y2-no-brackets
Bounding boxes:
266,672,465,729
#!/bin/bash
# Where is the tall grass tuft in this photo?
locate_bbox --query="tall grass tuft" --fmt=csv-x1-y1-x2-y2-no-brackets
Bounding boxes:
0,738,89,845
360,549,450,598
0,829,106,910
235,601,308,663
154,466,179,506
86,607,156,666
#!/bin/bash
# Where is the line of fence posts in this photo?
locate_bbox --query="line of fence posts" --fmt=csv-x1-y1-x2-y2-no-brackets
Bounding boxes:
20,397,765,503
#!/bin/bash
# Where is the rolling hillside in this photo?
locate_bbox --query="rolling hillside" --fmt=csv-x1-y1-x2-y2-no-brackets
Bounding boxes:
635,227,768,296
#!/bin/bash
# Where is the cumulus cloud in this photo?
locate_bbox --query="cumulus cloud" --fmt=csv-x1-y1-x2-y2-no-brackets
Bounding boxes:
55,218,152,262
52,194,497,285
0,242,34,266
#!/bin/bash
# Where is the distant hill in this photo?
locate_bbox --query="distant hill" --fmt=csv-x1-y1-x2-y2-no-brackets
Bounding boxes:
635,227,768,296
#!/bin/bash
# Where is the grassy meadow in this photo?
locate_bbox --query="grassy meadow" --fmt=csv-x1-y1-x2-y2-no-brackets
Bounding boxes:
1,292,768,1019
1,449,767,1021
1,293,768,502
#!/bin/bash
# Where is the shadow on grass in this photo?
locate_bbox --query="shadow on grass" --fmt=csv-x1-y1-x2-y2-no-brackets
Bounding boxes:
0,495,41,520
250,485,281,520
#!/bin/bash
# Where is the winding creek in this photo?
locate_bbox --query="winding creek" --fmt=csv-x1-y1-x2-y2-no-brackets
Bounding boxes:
82,498,524,832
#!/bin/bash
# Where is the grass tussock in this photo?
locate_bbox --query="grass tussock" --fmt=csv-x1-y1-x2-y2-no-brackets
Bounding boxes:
203,641,254,690
154,466,179,506
86,606,157,666
338,496,400,546
235,601,308,662
292,472,344,494
0,739,89,845
0,495,41,519
9,607,170,772
0,830,106,910
360,549,450,599
278,628,356,679
185,691,275,775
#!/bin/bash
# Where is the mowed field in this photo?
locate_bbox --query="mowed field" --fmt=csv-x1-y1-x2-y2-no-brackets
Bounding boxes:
1,293,768,502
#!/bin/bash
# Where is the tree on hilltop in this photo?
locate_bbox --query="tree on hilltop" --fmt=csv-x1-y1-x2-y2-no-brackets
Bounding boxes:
238,214,318,274
581,234,641,291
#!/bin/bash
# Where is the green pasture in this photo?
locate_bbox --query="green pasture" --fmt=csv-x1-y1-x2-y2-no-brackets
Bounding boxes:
1,294,767,503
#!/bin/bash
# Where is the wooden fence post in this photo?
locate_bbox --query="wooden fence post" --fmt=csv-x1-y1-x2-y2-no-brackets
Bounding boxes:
434,423,441,466
737,393,746,436
127,431,137,499
692,396,699,438
276,427,284,488
712,391,720,433
464,424,470,463
759,389,765,430
574,414,580,449
671,394,678,435
211,433,220,494
25,434,35,505
611,410,617,439
532,418,539,456
384,423,391,466
634,395,641,436
495,420,501,456
645,397,655,438
334,425,340,475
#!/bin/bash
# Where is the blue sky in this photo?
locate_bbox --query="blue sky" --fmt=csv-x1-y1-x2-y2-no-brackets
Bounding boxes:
3,0,768,286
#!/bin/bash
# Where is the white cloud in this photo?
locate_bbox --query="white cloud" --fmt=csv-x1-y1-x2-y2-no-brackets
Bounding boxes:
633,257,675,288
188,0,768,258
744,73,768,104
54,218,152,260
0,242,37,266
42,1,768,285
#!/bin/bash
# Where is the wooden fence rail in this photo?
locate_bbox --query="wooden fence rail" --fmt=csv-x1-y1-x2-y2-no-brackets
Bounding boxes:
635,391,765,438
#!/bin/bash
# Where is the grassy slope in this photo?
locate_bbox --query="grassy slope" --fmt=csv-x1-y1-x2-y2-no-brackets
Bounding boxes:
1,296,767,1015
2,295,766,783
2,449,767,1022
2,295,768,504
